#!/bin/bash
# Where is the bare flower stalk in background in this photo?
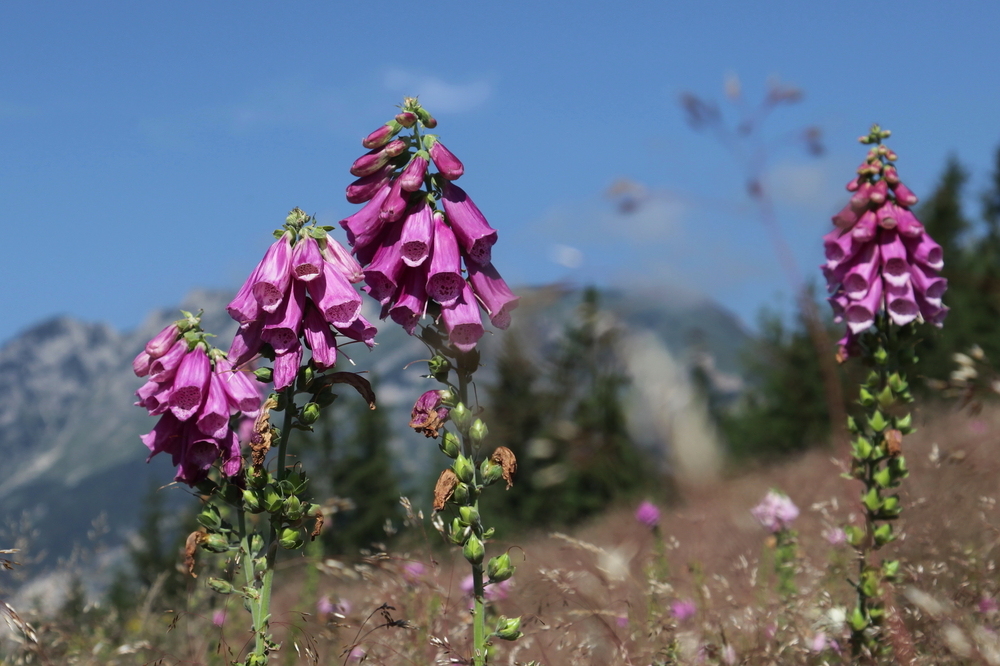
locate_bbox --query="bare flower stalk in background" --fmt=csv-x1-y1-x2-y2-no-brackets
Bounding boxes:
678,78,849,453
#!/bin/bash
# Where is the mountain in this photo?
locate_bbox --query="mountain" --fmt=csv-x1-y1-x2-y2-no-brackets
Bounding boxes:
0,284,749,584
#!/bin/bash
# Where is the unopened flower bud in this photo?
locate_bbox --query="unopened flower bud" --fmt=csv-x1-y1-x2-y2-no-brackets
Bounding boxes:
414,106,437,128
453,454,475,484
197,505,222,530
242,489,262,512
453,482,470,504
398,152,429,191
469,419,488,448
428,354,451,380
463,533,484,564
202,533,231,553
279,527,304,550
439,431,461,458
426,137,464,180
451,403,473,433
481,460,503,486
395,111,417,128
300,402,321,426
362,120,401,149
285,495,303,521
207,577,235,595
494,616,523,641
448,518,467,545
458,505,480,526
487,553,514,583
254,367,273,383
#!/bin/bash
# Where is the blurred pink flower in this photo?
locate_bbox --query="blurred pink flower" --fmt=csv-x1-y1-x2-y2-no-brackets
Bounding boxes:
615,614,629,628
348,646,366,662
721,644,737,665
403,561,425,584
460,574,511,602
316,595,334,615
750,490,799,533
810,632,828,652
634,500,660,528
822,527,847,546
979,596,998,614
212,610,226,627
671,599,697,622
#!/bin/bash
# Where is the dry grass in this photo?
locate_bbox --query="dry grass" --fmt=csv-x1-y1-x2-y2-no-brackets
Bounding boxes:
5,403,1000,664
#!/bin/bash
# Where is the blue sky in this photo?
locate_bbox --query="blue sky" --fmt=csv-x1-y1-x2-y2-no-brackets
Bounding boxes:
3,1,1000,344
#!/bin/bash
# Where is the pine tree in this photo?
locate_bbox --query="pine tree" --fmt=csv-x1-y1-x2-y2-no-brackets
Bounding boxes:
482,288,653,529
322,375,402,554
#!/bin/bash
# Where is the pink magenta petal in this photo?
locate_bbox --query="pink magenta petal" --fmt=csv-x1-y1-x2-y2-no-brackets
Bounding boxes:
261,280,306,353
291,236,324,282
303,303,338,370
442,182,497,266
251,232,294,314
467,262,519,330
400,198,433,267
169,346,211,422
440,282,484,352
308,260,362,328
878,228,910,287
426,213,464,306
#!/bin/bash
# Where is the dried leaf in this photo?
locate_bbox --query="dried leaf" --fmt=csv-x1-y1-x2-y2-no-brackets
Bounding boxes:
885,429,903,457
184,530,206,578
251,396,278,468
310,512,325,540
327,372,377,409
433,469,459,511
491,446,517,490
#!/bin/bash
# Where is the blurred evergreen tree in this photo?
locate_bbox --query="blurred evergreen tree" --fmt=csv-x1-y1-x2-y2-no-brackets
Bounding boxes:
482,287,653,529
718,294,843,460
320,375,402,554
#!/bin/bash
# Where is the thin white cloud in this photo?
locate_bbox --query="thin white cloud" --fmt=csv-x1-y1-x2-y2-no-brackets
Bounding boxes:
766,160,842,212
382,69,493,113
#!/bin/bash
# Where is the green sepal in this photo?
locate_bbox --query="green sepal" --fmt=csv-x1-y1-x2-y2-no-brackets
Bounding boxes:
880,495,900,517
439,431,461,458
873,346,888,365
858,387,875,407
873,466,892,489
876,385,894,409
873,523,893,546
844,525,864,547
279,527,304,550
849,607,868,631
882,559,901,580
869,410,888,432
242,489,262,513
852,436,873,460
487,553,515,583
895,412,914,434
862,488,882,512
846,416,859,434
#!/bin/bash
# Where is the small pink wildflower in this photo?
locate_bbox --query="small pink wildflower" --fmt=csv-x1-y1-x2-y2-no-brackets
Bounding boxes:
616,614,629,628
403,561,425,584
979,596,998,614
634,500,660,528
750,490,799,533
810,632,828,652
460,574,511,602
822,527,847,546
671,599,697,622
316,595,334,615
212,609,226,627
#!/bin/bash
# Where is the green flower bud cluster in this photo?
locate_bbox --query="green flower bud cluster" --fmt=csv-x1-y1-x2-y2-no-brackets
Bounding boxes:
843,319,920,657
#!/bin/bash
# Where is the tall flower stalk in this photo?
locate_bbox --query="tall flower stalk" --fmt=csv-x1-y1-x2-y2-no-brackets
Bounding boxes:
135,209,375,666
340,98,522,665
822,125,947,660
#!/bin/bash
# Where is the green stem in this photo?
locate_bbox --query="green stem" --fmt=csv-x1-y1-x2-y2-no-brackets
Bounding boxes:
455,361,488,666
249,387,297,663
